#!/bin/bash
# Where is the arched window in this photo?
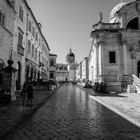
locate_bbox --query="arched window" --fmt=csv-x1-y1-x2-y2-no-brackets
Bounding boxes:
126,17,139,29
28,40,31,54
50,59,54,66
32,44,34,57
35,48,37,59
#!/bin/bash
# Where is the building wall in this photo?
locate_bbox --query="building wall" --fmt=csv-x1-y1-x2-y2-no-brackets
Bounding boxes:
76,64,80,81
89,0,140,92
49,54,57,80
13,0,28,89
81,57,89,82
25,6,43,83
56,64,68,81
0,0,15,65
0,0,16,98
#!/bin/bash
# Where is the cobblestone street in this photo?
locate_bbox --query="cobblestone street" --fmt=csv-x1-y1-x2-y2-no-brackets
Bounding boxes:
4,84,140,140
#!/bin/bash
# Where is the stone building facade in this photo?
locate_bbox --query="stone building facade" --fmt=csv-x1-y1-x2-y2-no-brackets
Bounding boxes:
13,0,28,90
0,0,16,98
76,63,81,82
89,0,140,92
66,49,77,81
25,4,50,83
56,64,68,82
0,0,50,100
81,57,89,82
49,54,57,81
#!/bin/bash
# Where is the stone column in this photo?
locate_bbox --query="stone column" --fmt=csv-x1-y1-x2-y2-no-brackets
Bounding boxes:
95,43,99,82
98,44,102,82
122,41,128,75
136,0,140,29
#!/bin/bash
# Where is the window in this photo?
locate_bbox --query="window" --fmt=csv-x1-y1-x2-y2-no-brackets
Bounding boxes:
28,40,31,54
18,29,23,46
28,20,31,32
7,0,15,7
32,45,34,57
64,66,67,70
19,6,24,22
50,59,54,66
109,51,116,63
39,38,41,46
35,48,37,59
32,26,35,37
50,73,54,78
0,10,5,26
35,32,38,41
127,17,139,29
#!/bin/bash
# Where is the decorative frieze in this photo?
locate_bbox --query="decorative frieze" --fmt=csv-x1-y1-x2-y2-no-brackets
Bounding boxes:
127,41,140,59
103,75,117,82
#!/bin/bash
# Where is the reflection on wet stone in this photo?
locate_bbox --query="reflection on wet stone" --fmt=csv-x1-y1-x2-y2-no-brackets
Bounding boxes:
4,84,140,140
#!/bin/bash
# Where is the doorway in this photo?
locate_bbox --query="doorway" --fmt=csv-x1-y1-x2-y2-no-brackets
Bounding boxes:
137,60,140,78
16,62,21,90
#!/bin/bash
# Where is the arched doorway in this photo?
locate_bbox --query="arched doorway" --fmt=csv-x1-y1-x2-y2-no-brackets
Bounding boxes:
0,59,5,90
16,62,21,90
137,60,140,78
26,65,30,83
30,66,34,82
126,17,139,29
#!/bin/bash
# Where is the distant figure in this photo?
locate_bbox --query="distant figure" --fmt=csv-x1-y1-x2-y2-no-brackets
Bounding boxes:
26,82,33,105
21,83,27,106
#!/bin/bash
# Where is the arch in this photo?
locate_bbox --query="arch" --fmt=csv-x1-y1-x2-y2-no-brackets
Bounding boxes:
16,62,22,90
32,44,34,57
26,64,30,83
38,71,40,81
137,60,140,78
28,40,31,54
0,58,5,70
30,66,34,81
126,17,139,29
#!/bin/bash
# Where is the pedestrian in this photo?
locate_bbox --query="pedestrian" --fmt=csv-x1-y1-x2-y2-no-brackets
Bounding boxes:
21,83,27,106
26,82,33,105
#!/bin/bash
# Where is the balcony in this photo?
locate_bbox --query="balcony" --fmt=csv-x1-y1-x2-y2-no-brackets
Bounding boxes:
17,44,24,56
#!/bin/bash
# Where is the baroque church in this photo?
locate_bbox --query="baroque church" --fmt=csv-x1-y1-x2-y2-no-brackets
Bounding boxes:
66,49,77,81
89,0,140,93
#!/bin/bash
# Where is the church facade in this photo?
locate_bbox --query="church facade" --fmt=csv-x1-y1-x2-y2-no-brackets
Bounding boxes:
89,0,140,92
66,49,77,81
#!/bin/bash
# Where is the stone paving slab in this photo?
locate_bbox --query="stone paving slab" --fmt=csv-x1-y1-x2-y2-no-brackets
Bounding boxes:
4,84,140,140
76,84,140,128
0,85,61,139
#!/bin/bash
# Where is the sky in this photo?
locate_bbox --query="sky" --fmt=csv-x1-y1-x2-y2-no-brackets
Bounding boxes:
27,0,133,64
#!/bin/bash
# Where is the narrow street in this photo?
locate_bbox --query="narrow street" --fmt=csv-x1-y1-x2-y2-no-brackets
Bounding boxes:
5,84,140,140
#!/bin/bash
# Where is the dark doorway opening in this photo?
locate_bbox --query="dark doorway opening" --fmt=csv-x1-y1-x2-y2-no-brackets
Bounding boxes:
126,17,139,29
137,60,140,78
16,62,21,90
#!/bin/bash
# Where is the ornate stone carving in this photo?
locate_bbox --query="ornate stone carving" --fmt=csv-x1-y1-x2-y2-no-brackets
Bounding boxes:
128,42,140,59
99,11,103,23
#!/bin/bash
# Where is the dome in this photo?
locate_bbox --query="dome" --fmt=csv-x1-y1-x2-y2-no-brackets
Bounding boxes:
66,49,75,64
66,49,75,57
110,2,128,20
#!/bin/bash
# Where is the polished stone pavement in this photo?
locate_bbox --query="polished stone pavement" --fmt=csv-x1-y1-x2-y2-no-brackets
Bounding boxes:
4,84,140,140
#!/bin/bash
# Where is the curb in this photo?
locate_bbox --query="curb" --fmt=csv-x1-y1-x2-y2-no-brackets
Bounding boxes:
76,84,140,128
0,85,62,140
89,95,140,128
